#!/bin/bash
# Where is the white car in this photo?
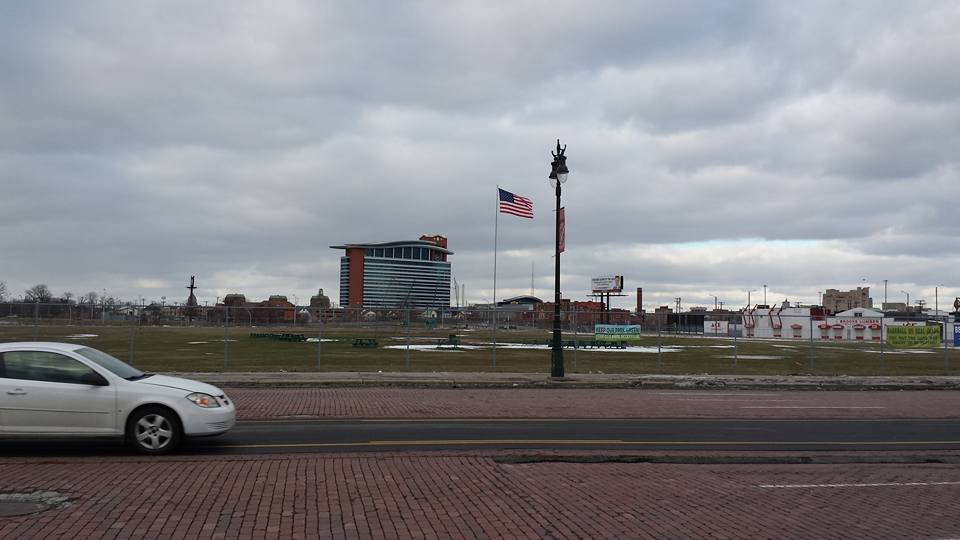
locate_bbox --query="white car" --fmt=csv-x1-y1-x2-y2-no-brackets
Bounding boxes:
0,342,235,454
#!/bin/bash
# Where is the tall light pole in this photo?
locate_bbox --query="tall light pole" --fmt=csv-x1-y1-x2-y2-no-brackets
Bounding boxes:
901,290,910,310
763,284,767,305
549,139,569,378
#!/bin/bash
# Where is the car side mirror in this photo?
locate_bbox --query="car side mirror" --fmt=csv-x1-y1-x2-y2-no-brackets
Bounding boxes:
80,371,109,386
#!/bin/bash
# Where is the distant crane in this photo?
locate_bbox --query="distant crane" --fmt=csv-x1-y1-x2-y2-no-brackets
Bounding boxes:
453,277,460,308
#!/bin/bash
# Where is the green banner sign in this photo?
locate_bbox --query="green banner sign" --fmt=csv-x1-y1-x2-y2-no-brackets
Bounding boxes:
885,325,940,348
594,324,642,342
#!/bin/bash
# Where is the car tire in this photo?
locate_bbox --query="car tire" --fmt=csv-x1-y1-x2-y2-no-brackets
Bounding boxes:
127,406,182,455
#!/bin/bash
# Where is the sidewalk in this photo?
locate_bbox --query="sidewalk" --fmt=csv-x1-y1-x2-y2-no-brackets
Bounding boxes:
170,371,960,390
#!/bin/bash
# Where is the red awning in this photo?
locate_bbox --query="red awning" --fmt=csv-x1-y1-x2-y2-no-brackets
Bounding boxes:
869,324,881,330
790,324,803,329
832,324,844,329
853,324,865,330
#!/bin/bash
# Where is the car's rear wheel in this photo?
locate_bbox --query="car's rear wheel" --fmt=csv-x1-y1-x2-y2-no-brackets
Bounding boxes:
128,406,182,455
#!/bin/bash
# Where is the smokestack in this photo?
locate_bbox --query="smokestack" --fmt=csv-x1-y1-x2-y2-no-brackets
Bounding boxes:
636,287,643,313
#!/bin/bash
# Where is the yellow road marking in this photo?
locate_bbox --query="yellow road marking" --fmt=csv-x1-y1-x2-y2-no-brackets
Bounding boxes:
222,439,623,449
239,417,960,424
220,439,960,449
241,418,571,424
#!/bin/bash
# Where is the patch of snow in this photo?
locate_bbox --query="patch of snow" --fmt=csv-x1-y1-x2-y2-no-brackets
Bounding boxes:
383,344,480,351
863,349,935,355
718,355,784,360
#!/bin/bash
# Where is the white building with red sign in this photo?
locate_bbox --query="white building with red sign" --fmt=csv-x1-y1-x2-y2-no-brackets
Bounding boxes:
710,304,890,341
820,308,885,341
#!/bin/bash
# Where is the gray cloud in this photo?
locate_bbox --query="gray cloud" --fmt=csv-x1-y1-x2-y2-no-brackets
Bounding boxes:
1,1,958,311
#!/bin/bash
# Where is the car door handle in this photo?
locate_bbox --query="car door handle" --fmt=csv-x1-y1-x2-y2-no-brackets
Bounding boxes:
6,389,27,395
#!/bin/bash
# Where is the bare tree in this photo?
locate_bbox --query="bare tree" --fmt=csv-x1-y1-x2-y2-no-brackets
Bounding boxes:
0,280,6,302
62,291,74,303
24,284,53,302
79,291,98,305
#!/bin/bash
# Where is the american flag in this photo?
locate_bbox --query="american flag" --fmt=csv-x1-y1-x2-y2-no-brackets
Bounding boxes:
498,188,534,219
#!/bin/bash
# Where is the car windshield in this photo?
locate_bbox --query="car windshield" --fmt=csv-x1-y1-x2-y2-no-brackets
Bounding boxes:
76,347,148,380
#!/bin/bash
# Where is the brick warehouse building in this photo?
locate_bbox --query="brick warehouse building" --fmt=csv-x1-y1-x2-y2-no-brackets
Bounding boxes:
331,235,452,309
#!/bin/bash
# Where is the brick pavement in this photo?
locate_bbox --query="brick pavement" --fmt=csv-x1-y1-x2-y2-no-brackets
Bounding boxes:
2,454,959,539
225,387,960,420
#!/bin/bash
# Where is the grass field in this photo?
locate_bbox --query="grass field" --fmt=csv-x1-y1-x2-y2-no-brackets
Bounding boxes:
0,323,956,376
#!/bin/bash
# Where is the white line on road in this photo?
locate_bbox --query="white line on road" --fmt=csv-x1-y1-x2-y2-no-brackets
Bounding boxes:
653,393,779,396
759,481,960,489
668,399,805,402
740,406,885,409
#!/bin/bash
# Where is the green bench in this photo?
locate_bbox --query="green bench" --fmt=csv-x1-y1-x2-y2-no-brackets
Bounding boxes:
436,334,460,347
352,338,378,348
249,332,305,342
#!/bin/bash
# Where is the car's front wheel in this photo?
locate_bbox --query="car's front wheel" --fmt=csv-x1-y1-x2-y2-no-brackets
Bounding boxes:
127,406,182,455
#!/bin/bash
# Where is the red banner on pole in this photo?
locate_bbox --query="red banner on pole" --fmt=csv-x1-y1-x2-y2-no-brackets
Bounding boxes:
559,207,565,253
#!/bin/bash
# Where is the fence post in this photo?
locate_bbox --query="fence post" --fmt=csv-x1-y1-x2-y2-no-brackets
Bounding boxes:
33,301,39,340
808,314,814,373
317,308,323,371
223,306,230,371
733,314,738,367
656,316,662,371
572,308,577,374
879,322,884,374
405,308,411,370
128,305,136,365
945,319,949,376
492,307,497,369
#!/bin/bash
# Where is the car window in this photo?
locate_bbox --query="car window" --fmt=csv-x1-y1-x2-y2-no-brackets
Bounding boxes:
75,347,143,379
1,351,100,385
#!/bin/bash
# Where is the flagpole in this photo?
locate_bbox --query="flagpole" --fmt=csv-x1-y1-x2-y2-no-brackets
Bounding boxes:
492,186,499,367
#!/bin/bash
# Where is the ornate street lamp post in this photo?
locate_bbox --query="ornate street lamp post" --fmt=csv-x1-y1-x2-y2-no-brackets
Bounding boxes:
549,140,569,378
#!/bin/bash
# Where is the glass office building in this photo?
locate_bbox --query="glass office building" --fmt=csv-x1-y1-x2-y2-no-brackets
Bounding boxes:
332,236,452,309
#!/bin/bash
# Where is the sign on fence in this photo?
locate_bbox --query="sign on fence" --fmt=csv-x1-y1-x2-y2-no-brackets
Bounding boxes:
594,324,642,342
704,321,729,335
886,325,940,348
954,324,960,347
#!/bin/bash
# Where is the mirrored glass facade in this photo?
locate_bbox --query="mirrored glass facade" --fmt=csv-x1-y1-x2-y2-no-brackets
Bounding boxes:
334,240,452,309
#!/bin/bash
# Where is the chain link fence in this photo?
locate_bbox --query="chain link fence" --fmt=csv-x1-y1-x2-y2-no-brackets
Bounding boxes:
0,302,955,376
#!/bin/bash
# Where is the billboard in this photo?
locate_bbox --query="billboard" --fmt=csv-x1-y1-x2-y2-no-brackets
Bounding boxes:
954,324,960,347
594,324,641,342
591,275,624,293
886,325,940,348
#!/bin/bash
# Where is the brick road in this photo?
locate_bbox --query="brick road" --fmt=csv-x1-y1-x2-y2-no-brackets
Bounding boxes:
2,454,959,539
225,387,960,419
4,389,959,538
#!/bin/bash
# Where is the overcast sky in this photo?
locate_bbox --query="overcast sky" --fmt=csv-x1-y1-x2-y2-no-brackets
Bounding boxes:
2,1,959,311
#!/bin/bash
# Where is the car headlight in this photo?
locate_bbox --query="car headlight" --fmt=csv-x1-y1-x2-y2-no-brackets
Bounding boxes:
186,392,221,408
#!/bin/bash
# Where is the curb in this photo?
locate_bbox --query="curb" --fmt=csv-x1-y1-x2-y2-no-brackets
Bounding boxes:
167,372,960,391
